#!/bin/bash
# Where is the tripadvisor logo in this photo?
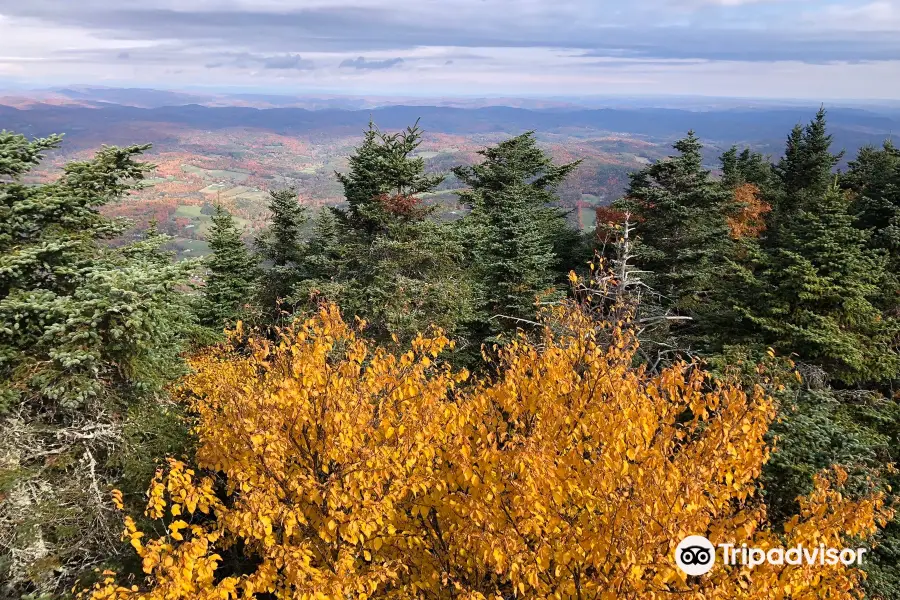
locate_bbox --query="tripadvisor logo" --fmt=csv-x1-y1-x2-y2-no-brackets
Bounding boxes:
675,535,716,575
674,535,868,576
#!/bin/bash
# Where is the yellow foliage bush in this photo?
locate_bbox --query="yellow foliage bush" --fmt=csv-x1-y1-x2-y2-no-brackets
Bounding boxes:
82,301,890,599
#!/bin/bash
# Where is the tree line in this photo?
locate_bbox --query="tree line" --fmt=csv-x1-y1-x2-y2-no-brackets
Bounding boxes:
1,109,898,598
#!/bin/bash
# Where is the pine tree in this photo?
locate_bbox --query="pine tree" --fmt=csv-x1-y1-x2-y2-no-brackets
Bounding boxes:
255,187,308,319
453,132,581,341
200,205,258,329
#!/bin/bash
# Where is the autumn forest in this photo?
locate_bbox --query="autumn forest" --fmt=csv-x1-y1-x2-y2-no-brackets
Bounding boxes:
2,108,900,600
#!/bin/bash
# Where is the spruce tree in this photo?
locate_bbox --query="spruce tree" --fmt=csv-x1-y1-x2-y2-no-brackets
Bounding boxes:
734,184,898,384
843,140,900,273
0,131,196,595
722,110,898,384
334,119,444,237
255,187,308,319
771,107,844,219
299,207,344,285
453,132,580,341
618,132,735,323
721,145,775,192
300,121,473,345
200,205,257,329
717,115,900,598
290,207,348,308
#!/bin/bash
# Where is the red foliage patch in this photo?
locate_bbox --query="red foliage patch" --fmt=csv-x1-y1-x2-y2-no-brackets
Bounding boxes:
376,193,424,217
595,206,629,226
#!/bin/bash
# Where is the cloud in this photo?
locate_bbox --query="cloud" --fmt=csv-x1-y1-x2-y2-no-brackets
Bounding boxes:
666,0,792,6
2,0,899,62
261,53,314,69
204,52,314,70
0,0,899,97
575,29,900,63
340,56,405,70
811,1,900,30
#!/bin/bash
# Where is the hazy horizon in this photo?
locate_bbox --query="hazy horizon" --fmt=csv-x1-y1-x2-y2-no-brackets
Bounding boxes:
5,84,900,111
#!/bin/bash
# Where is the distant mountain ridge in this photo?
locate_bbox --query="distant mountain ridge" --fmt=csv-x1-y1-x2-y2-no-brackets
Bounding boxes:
1,102,896,154
6,85,900,112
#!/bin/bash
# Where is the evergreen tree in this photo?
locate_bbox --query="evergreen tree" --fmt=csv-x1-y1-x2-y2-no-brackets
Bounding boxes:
0,131,197,595
452,132,580,341
200,205,258,329
720,145,742,189
299,208,344,284
718,111,897,384
334,119,444,237
738,185,898,384
290,208,348,308
842,140,900,273
617,132,735,325
299,121,473,345
716,114,900,598
775,124,809,202
721,145,775,192
255,187,308,319
771,107,844,219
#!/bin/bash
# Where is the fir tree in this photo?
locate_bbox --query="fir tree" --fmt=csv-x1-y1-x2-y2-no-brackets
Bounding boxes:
771,107,844,218
256,187,307,268
453,132,580,341
732,185,898,384
713,116,900,598
301,208,344,283
334,119,444,237
200,205,258,329
775,124,809,202
721,145,775,191
290,208,348,307
719,111,897,383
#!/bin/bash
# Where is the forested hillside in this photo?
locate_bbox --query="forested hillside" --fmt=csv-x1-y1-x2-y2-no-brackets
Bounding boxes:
2,109,899,599
5,101,896,262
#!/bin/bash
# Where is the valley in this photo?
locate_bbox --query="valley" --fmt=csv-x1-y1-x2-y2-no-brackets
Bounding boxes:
5,96,898,258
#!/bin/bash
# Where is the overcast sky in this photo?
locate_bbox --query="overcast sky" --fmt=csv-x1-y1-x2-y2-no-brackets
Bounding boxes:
0,0,898,99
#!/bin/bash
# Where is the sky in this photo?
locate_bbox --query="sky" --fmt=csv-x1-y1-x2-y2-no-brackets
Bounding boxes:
0,0,898,99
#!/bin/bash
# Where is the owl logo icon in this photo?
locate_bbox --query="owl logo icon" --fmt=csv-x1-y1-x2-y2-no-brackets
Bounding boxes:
675,535,716,576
